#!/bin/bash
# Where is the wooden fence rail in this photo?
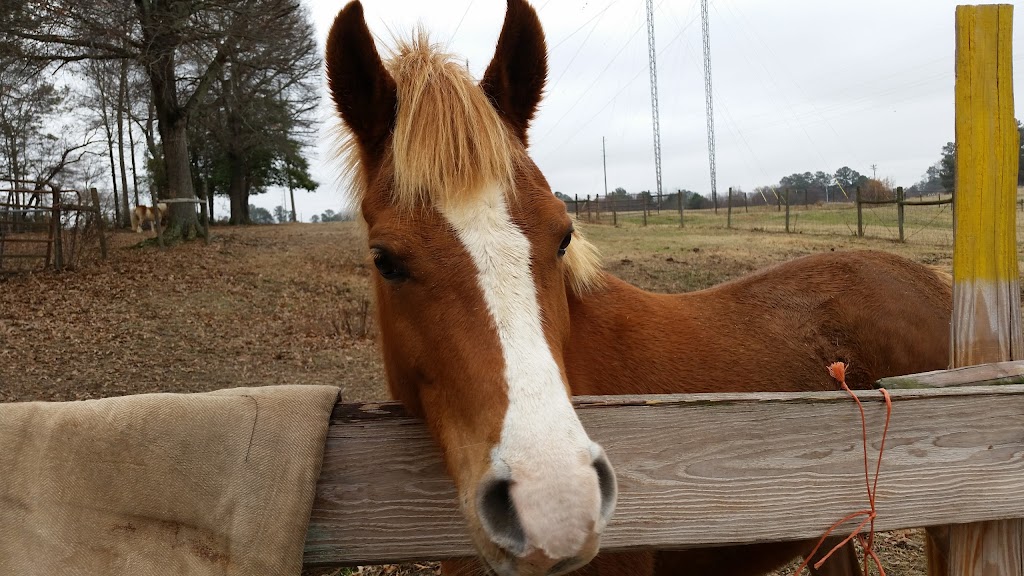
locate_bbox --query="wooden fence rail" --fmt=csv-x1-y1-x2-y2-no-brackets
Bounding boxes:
303,362,1024,568
855,186,955,240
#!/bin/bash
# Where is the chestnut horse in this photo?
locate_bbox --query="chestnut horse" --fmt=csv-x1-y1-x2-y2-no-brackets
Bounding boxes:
324,2,952,575
131,203,168,234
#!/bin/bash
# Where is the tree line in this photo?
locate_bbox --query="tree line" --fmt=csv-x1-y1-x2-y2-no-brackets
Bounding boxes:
1,0,321,238
245,205,353,225
584,122,1024,209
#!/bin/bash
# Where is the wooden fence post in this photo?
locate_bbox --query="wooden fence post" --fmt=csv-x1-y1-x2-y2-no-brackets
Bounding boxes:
612,196,617,226
51,188,63,271
784,189,791,233
152,191,165,249
744,191,749,213
727,187,733,229
856,186,863,237
642,194,648,226
677,190,684,228
897,186,906,242
586,194,591,223
595,194,601,223
657,192,661,214
90,187,107,259
574,194,579,219
199,180,211,245
928,6,1023,576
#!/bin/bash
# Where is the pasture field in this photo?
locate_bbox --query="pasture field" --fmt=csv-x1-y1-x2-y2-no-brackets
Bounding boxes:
3,220,993,575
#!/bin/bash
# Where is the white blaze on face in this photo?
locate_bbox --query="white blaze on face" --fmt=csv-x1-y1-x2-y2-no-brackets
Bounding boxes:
440,185,601,560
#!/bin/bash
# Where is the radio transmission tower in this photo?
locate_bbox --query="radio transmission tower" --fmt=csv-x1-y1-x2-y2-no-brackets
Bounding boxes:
700,0,718,211
644,0,663,200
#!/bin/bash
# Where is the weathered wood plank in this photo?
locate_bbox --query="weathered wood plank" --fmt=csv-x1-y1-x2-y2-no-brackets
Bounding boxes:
303,385,1024,567
878,360,1024,390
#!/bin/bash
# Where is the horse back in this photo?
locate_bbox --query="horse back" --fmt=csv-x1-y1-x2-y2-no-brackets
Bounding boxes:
566,250,952,396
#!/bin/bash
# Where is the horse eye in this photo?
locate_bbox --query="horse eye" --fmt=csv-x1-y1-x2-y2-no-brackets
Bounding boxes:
557,231,572,257
372,249,406,281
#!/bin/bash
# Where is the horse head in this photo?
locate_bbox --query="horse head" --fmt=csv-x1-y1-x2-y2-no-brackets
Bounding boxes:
325,2,615,574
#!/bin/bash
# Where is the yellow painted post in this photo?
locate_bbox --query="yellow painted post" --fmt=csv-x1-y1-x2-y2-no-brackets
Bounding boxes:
952,4,1022,366
928,5,1024,576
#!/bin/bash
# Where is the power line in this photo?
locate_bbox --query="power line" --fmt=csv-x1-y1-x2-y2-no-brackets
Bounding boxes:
449,0,476,44
542,2,700,153
538,11,646,142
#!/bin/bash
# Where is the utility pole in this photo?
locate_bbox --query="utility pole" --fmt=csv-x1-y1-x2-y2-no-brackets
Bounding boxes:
700,0,718,213
644,0,663,201
602,136,608,197
871,163,878,179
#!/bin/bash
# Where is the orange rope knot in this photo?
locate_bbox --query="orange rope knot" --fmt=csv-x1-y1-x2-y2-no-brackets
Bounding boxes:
794,362,893,576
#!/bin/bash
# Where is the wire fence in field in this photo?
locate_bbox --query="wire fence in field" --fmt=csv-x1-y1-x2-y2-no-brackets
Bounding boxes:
562,187,996,248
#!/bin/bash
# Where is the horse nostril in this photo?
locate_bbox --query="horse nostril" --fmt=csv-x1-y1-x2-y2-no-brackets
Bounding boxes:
478,477,527,556
591,446,618,531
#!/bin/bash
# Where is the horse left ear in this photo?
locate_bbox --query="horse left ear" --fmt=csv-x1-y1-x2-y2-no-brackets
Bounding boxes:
480,0,547,146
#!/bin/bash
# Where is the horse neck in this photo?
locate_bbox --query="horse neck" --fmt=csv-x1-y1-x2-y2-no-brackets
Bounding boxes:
563,273,716,396
562,253,953,397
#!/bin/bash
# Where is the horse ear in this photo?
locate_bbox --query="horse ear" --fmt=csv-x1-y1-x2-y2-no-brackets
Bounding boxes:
325,1,397,160
480,0,547,146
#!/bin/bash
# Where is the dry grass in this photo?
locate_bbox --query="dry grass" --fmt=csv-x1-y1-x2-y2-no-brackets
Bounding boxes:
0,223,386,403
1,220,975,574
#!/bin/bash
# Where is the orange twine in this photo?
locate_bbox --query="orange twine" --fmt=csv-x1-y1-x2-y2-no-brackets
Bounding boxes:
794,362,892,576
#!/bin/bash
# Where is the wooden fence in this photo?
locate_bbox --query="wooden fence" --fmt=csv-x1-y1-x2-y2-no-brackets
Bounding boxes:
303,362,1024,568
855,186,954,241
564,186,959,242
305,5,1024,574
0,182,106,272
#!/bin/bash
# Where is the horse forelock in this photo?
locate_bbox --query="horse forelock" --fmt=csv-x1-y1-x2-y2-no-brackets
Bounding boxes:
337,31,519,212
336,32,604,297
389,32,522,211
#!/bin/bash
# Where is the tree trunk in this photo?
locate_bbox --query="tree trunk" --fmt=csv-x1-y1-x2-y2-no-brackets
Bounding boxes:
116,58,131,217
159,119,199,237
207,178,215,222
95,64,121,227
127,104,140,207
228,157,249,225
105,130,120,227
288,166,296,222
147,50,199,240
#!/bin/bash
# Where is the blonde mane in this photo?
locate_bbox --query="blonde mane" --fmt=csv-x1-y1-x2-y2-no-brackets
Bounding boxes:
564,225,605,295
384,32,519,209
338,32,604,294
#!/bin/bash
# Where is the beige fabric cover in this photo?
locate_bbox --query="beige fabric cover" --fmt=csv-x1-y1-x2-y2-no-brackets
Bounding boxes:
0,385,340,575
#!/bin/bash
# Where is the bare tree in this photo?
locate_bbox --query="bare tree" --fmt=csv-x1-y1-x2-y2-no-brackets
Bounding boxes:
2,0,308,240
189,1,320,224
0,58,62,185
116,58,131,220
80,59,126,226
0,57,94,202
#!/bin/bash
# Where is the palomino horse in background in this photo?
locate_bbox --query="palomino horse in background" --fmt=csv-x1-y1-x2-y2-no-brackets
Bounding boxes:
131,203,168,233
325,1,952,575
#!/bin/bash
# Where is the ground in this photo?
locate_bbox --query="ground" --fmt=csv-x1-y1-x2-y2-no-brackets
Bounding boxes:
1,219,962,575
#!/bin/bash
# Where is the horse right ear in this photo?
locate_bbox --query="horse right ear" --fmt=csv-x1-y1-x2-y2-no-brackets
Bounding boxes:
325,1,397,160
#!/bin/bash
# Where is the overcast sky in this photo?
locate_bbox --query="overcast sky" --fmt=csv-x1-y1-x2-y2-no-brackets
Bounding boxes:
250,0,1024,220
